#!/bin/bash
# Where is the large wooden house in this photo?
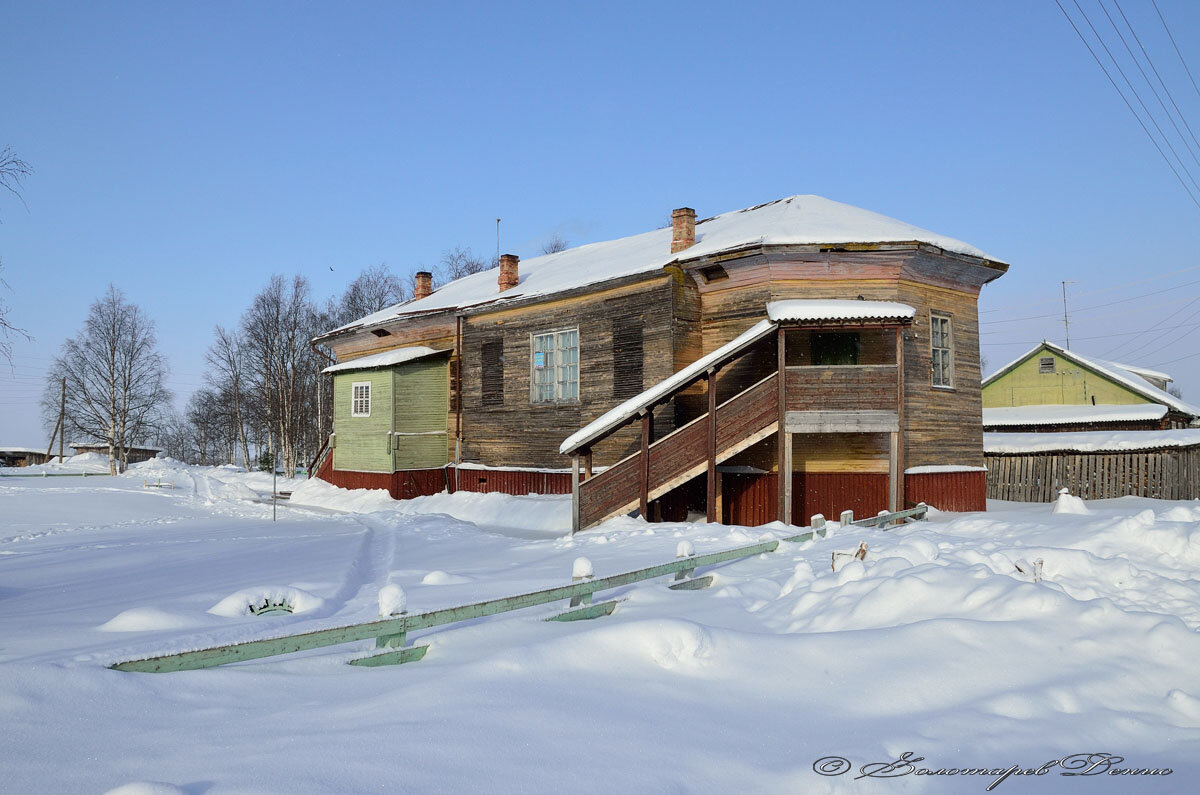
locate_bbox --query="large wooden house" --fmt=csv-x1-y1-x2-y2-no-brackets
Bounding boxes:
312,195,1008,529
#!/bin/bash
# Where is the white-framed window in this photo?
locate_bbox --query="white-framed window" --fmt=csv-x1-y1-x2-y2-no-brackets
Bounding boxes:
930,312,954,388
531,328,579,403
351,381,372,417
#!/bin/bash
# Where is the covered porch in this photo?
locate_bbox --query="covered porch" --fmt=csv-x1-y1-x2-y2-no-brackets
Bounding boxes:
560,300,914,532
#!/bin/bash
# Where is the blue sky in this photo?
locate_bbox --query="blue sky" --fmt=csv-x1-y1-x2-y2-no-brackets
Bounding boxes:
3,0,1200,446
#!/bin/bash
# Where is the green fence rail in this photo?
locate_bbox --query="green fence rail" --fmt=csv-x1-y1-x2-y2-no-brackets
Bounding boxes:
0,471,112,478
109,504,927,674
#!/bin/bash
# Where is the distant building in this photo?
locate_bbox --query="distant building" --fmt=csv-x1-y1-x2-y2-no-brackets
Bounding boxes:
0,447,58,467
982,341,1198,433
70,442,162,463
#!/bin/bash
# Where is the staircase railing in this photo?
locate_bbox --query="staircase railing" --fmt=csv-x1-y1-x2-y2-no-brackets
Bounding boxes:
577,372,779,529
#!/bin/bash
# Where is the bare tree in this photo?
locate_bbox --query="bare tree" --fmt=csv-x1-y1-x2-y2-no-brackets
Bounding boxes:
206,325,252,469
540,233,569,255
241,275,322,477
437,246,491,283
44,285,171,474
0,146,32,363
337,263,408,325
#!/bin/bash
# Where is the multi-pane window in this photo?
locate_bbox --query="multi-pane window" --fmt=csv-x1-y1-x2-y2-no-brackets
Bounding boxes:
930,312,953,388
351,382,371,417
531,329,579,403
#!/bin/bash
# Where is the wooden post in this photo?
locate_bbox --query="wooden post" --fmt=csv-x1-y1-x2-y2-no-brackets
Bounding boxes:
706,369,717,523
777,326,791,525
58,377,65,463
891,326,905,511
571,454,580,534
583,449,593,481
640,411,650,518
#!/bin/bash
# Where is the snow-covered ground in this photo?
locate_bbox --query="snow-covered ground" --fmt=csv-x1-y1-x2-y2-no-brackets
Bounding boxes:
1,460,1198,793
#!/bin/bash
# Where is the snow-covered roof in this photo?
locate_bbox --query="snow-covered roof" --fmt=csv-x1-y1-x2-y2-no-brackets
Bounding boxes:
560,320,777,455
767,299,914,323
985,429,1200,454
321,346,448,374
323,195,1004,338
69,441,163,452
1107,361,1171,385
984,341,1200,418
0,446,50,455
982,404,1169,428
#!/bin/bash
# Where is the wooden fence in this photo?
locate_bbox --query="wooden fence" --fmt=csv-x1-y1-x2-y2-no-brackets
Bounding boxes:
985,446,1200,502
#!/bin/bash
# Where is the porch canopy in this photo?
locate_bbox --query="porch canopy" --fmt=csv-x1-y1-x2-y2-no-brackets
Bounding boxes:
560,300,914,456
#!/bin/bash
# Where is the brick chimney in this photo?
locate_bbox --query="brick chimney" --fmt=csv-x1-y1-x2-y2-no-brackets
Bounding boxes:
671,207,696,253
498,254,519,291
413,271,433,300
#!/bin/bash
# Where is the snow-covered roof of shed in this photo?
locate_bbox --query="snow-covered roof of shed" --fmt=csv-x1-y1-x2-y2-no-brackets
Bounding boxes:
984,429,1200,454
982,404,1168,428
984,341,1200,418
0,446,51,455
324,195,1003,337
321,345,448,374
766,299,914,323
69,441,163,452
560,320,777,455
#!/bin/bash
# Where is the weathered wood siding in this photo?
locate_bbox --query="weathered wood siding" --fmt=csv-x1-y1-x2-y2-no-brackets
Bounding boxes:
986,448,1200,501
693,249,989,473
332,370,393,472
393,358,450,469
460,276,676,468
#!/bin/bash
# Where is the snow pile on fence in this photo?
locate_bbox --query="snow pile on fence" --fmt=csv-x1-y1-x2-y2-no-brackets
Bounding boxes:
983,403,1169,427
984,428,1200,453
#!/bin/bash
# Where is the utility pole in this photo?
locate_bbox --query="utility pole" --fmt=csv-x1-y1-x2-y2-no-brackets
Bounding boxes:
43,377,66,463
1061,281,1077,350
58,377,65,462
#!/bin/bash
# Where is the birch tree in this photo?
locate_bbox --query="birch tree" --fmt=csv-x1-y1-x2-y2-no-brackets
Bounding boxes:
241,275,321,477
45,285,171,474
206,325,251,469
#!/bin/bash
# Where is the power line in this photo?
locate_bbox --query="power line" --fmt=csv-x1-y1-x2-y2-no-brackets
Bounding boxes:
1099,0,1200,169
982,288,1198,325
1114,0,1200,159
1055,0,1200,211
1101,294,1200,357
1074,0,1200,196
1152,0,1200,104
980,264,1200,314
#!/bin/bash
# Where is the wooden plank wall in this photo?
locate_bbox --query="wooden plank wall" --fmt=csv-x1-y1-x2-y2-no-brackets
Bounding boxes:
905,470,986,511
460,277,677,468
785,366,897,411
985,448,1200,502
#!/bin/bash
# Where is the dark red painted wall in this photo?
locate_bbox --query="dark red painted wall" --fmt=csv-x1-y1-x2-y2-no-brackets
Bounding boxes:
905,470,986,512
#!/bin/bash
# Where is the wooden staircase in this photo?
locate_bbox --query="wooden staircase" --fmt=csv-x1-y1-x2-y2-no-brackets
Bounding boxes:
576,373,779,529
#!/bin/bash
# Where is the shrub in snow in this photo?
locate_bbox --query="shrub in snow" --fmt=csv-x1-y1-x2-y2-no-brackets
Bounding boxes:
572,557,594,579
378,583,406,616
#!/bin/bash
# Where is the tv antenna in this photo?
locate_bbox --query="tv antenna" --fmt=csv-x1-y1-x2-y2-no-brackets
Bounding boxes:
1061,280,1077,349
